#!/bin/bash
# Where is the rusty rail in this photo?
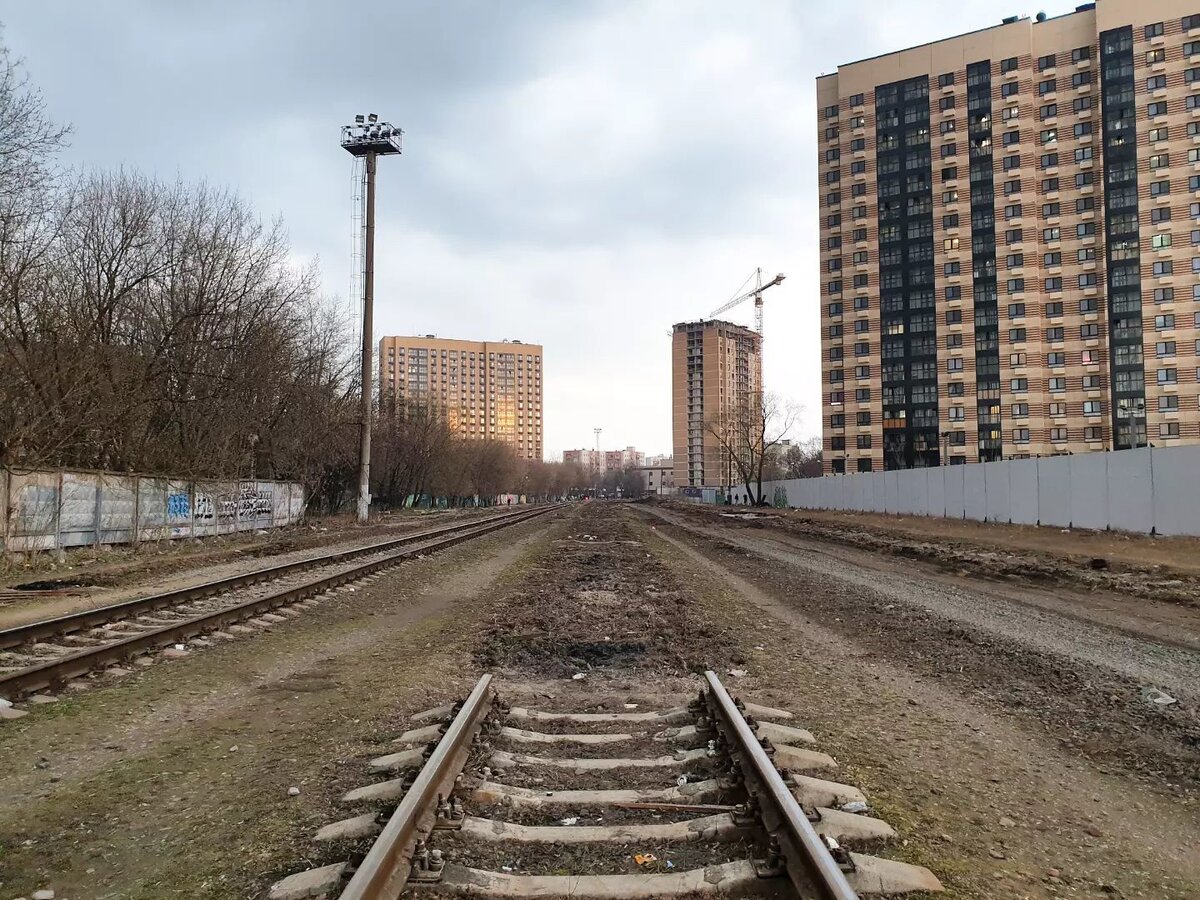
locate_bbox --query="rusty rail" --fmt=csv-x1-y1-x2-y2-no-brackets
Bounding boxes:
704,670,859,900
339,674,496,900
0,508,534,652
0,509,554,698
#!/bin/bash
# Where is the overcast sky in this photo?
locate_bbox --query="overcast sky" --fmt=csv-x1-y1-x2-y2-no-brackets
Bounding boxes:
3,1,1079,459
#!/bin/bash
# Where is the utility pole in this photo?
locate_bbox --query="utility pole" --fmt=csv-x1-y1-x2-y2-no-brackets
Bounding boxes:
593,427,602,484
341,114,402,523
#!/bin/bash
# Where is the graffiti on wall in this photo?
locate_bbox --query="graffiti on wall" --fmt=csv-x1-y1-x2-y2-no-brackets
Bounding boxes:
167,493,190,520
191,485,273,522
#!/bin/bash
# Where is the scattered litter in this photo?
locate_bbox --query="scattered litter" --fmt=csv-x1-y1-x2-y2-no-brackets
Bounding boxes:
840,800,869,814
676,773,691,786
753,645,765,651
633,853,658,866
501,866,513,872
228,745,239,753
287,786,301,796
1139,687,1178,707
0,697,12,709
571,673,587,681
347,586,356,592
559,816,579,826
623,703,639,709
665,860,675,869
173,643,185,651
727,668,747,678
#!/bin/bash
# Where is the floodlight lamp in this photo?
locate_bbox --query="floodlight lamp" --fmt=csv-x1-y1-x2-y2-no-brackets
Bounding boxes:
368,113,378,123
355,114,365,124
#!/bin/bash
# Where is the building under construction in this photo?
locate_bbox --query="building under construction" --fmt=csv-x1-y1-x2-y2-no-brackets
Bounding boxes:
671,319,763,489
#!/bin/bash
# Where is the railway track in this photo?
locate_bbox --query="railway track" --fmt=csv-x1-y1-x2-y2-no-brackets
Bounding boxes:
0,506,558,705
270,672,942,900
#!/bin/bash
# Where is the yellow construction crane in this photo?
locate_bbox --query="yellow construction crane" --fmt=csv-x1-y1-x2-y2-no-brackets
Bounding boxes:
708,268,786,339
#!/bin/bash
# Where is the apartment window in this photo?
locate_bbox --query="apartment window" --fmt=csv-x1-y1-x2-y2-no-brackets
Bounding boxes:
1073,122,1093,139
943,189,959,203
947,357,964,373
849,93,864,107
1046,301,1063,317
1046,326,1065,341
1151,234,1172,250
1005,203,1023,219
1153,260,1174,276
1156,314,1176,330
1083,374,1101,389
1004,154,1021,171
1157,341,1177,357
1073,96,1093,113
943,213,960,228
1049,377,1067,392
1011,378,1028,392
1081,323,1100,338
944,237,960,250
850,115,865,128
1150,153,1170,172
944,261,961,276
1188,67,1200,83
947,333,963,348
940,142,957,158
1042,202,1060,217
1075,147,1094,164
1078,247,1096,262
946,286,962,300
1043,226,1061,241
939,95,956,111
1045,276,1063,291
940,120,957,135
1008,278,1025,293
942,165,958,181
1011,351,1027,366
1072,71,1093,88
855,388,870,401
1160,395,1180,412
1158,368,1178,385
1151,207,1172,225
1077,222,1096,238
1149,101,1168,117
1038,78,1056,96
1148,74,1168,91
1072,46,1091,63
938,72,955,87
1040,128,1057,144
1040,103,1057,120
1047,427,1067,442
1186,14,1200,29
1154,287,1175,303
1187,41,1200,56
854,319,870,333
1001,56,1019,73
1009,327,1027,342
1007,178,1024,195
1148,48,1167,64
1013,428,1031,443
854,365,870,379
1079,273,1098,288
1161,422,1181,439
1145,22,1165,39
824,104,839,119
1048,351,1066,366
1007,252,1025,267
1012,402,1029,417
1040,152,1058,169
1006,228,1023,244
948,382,965,397
1001,82,1019,98
1008,303,1026,317
853,295,870,310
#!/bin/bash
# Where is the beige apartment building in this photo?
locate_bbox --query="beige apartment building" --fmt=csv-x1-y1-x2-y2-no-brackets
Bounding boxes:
817,0,1200,474
378,335,543,460
671,320,763,488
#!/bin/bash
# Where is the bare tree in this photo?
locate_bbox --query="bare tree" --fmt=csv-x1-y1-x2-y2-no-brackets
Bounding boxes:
705,391,798,505
782,436,823,479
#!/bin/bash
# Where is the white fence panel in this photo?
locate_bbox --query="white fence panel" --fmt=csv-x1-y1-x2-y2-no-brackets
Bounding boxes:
1008,458,1040,525
984,463,1011,523
7,471,59,551
1036,456,1072,527
926,467,947,518
963,464,987,521
59,472,98,547
1106,449,1151,534
1069,453,1110,530
1152,445,1200,536
98,474,136,545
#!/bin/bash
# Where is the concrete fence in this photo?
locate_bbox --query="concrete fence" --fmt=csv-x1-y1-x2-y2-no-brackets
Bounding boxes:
1,468,305,553
761,443,1200,537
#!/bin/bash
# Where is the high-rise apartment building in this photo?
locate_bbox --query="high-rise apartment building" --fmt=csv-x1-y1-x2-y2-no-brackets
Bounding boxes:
818,1,1200,474
378,335,543,460
671,320,763,488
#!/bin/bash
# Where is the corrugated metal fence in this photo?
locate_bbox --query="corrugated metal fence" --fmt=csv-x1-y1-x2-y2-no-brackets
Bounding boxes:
1,468,305,553
761,444,1200,537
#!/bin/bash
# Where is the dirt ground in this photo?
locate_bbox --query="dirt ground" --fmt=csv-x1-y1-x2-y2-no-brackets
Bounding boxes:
637,503,1200,899
0,513,559,900
2,502,1196,899
662,501,1200,608
0,507,499,630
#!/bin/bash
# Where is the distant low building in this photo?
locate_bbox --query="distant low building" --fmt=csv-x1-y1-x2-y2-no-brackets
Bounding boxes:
562,446,646,473
635,464,674,496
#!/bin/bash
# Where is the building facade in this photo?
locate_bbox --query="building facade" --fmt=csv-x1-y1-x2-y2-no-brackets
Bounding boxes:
562,447,647,472
671,320,763,488
378,335,543,460
818,1,1200,474
635,464,675,496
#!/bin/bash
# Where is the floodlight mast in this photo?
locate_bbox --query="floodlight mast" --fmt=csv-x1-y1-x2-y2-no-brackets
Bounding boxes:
341,115,403,524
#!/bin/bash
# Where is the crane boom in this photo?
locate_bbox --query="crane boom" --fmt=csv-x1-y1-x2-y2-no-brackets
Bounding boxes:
708,269,786,338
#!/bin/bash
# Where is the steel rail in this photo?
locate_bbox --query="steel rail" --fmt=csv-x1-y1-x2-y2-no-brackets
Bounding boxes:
0,509,554,698
704,670,859,900
0,508,533,651
339,673,496,900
